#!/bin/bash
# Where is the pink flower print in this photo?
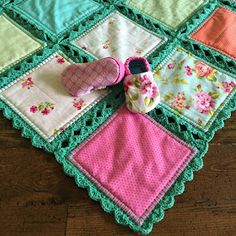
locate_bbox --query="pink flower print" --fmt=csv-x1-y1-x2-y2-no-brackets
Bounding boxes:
197,118,203,124
139,74,158,99
221,81,235,93
57,57,65,64
169,92,190,111
30,105,38,113
184,65,192,76
73,98,86,110
135,47,143,54
194,91,215,114
194,62,213,78
41,108,51,115
30,102,54,115
167,63,174,69
21,77,34,89
102,40,110,49
141,80,157,99
124,79,132,93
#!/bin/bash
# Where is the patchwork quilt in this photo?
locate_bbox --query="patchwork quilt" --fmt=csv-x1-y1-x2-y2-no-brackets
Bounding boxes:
0,0,235,234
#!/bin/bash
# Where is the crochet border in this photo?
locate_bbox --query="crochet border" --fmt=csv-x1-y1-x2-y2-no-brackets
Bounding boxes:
0,0,235,234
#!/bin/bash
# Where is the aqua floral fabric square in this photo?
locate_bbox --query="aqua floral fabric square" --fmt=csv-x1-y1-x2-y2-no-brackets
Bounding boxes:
154,48,236,130
14,0,101,36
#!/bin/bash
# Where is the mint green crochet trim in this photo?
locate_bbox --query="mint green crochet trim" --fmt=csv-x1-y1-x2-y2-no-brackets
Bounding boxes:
0,47,56,89
53,85,235,234
177,1,236,75
220,0,236,8
1,85,235,233
0,0,235,233
0,84,124,153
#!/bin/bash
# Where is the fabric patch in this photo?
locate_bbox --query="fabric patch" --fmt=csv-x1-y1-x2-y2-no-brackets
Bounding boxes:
126,0,205,30
191,7,236,60
154,48,236,130
68,107,197,224
0,15,42,73
72,12,164,61
0,53,108,141
14,0,101,35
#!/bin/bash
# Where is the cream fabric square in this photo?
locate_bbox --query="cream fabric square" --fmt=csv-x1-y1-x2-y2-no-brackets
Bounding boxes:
72,12,164,61
0,53,108,141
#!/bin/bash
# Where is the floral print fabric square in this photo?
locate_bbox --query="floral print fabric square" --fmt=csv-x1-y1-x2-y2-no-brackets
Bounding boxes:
191,7,236,60
0,15,42,73
72,12,164,61
154,48,236,130
126,0,205,30
14,0,101,35
69,107,197,224
0,53,108,141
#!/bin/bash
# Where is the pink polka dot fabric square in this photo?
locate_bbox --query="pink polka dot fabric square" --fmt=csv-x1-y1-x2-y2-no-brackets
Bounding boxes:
68,107,197,224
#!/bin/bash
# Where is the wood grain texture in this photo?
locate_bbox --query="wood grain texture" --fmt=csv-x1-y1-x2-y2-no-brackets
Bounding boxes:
0,112,235,236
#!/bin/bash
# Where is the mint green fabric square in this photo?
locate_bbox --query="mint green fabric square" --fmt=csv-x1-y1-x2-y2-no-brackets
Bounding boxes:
154,48,236,131
15,0,101,35
126,0,205,30
0,15,42,73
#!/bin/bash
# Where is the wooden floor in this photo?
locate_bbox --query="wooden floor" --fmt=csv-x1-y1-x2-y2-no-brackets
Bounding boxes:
0,112,235,236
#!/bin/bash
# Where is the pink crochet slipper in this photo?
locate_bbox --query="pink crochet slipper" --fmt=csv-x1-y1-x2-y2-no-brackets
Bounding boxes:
61,57,125,97
124,57,160,113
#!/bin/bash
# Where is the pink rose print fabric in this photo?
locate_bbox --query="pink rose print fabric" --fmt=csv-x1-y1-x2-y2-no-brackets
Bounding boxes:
124,72,160,113
68,107,197,224
0,53,108,141
154,48,236,130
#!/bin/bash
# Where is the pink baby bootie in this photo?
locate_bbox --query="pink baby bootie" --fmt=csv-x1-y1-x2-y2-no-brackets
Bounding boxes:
124,57,160,113
61,57,125,97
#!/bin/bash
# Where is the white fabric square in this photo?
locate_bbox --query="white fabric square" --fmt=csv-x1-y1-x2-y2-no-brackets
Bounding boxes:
72,12,165,61
0,53,108,141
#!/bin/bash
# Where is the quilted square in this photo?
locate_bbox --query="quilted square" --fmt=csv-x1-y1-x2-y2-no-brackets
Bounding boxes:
154,48,236,131
126,0,205,30
0,53,108,141
72,12,165,61
191,7,236,60
0,15,42,73
68,107,197,224
14,0,102,36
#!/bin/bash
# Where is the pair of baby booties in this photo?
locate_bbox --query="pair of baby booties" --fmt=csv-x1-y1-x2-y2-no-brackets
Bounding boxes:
61,57,160,113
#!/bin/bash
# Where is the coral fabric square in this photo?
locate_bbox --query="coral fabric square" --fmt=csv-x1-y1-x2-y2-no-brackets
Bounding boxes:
14,0,101,35
191,7,236,60
0,15,42,73
72,12,164,61
68,107,197,224
126,0,205,30
154,48,236,131
0,53,108,141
